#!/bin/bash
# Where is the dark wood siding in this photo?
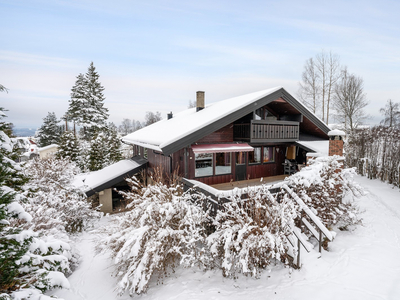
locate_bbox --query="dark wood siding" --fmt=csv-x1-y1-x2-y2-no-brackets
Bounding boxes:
147,149,171,175
196,124,233,144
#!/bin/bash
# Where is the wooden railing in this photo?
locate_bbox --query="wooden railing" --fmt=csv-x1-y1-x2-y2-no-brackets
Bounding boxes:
233,120,299,143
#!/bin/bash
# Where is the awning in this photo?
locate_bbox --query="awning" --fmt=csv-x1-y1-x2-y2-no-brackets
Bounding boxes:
191,143,254,154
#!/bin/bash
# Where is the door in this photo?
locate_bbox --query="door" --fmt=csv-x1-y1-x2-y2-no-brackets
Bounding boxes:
235,152,247,181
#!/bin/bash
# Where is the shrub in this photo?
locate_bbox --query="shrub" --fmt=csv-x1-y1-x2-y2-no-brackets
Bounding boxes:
282,156,362,230
207,186,298,278
96,176,209,296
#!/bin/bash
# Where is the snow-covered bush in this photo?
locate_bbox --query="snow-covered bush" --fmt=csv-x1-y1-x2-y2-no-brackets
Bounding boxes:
22,157,101,235
207,186,297,278
96,176,209,296
283,156,362,230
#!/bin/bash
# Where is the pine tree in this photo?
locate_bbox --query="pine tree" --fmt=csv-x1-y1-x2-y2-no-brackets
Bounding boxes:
56,130,80,164
67,62,109,140
36,112,62,147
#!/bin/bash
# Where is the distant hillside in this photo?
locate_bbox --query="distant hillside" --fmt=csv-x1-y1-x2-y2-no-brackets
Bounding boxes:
13,128,37,137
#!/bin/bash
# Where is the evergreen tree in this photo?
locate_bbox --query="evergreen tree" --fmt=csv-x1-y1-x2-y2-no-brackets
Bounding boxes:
36,112,62,147
67,62,109,140
107,122,123,164
56,130,80,164
87,132,108,171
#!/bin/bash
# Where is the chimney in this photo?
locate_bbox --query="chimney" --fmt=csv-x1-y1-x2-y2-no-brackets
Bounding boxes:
328,130,345,156
196,91,205,112
167,111,173,120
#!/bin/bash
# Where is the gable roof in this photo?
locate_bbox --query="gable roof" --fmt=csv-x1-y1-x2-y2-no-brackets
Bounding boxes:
122,87,330,156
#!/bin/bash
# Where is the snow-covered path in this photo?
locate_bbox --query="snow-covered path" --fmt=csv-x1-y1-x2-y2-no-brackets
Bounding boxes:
50,175,400,300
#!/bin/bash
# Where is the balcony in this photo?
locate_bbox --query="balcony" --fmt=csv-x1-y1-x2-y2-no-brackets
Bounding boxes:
233,120,299,143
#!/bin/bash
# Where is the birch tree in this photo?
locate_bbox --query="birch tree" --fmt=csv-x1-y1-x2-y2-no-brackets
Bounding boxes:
333,68,369,132
380,99,400,128
299,51,341,124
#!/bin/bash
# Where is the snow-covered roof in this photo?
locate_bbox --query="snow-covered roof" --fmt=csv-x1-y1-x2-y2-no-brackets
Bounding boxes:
73,158,147,196
296,140,329,157
328,130,346,136
38,144,58,152
123,87,282,152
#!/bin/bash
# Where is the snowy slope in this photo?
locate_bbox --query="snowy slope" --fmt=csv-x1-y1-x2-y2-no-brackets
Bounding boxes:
49,176,400,300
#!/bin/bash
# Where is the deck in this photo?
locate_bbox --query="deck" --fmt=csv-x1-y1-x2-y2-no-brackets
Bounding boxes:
210,174,288,191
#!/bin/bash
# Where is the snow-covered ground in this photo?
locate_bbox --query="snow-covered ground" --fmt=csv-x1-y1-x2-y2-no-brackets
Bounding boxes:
50,175,400,300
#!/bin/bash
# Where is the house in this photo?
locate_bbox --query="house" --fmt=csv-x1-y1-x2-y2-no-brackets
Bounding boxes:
38,144,59,159
122,87,341,186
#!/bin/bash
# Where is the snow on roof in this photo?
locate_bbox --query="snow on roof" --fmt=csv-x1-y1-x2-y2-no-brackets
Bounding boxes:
38,144,58,152
73,159,143,192
122,87,282,150
328,130,346,136
297,140,329,157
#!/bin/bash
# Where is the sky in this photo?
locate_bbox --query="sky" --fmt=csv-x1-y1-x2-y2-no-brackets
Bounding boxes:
0,0,399,129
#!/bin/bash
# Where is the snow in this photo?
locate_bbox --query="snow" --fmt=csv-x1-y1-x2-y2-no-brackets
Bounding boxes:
73,159,143,192
38,143,58,152
48,175,400,299
122,87,282,151
296,140,329,157
328,129,346,136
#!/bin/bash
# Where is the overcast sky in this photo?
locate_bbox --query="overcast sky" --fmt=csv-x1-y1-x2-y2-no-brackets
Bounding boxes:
1,0,399,129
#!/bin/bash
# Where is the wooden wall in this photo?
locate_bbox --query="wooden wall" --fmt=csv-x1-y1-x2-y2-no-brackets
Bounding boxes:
196,124,234,143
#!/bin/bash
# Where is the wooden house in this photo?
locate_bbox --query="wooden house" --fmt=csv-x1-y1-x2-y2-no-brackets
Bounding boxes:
122,87,333,186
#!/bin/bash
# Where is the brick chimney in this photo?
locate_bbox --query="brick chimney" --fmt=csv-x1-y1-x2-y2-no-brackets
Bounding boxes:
196,91,205,112
328,130,346,156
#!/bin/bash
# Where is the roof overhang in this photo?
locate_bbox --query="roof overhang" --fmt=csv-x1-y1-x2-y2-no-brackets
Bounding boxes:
192,143,253,154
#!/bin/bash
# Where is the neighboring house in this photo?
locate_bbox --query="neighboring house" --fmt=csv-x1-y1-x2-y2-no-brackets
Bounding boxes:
38,144,59,159
122,87,339,186
15,137,39,162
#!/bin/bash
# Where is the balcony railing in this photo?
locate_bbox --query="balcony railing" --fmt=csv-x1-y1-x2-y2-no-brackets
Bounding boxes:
233,120,299,143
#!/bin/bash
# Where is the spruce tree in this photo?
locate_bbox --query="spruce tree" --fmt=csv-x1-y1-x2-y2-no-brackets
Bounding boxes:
36,112,62,147
67,62,109,140
87,132,108,171
107,122,123,164
56,130,80,164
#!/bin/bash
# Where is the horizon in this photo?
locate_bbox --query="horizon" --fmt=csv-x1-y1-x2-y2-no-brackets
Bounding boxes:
1,0,399,129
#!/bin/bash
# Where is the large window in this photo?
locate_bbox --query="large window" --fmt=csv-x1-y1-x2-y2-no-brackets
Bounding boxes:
263,147,275,163
249,147,261,164
195,153,213,177
215,153,231,175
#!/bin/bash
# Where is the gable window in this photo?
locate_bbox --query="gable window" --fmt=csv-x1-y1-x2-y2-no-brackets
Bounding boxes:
263,147,275,163
195,153,213,177
215,152,231,175
249,147,261,164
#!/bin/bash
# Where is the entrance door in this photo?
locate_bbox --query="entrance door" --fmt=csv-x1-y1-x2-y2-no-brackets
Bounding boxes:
235,152,246,181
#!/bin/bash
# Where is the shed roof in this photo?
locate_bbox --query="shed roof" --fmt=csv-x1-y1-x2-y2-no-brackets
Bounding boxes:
122,87,330,155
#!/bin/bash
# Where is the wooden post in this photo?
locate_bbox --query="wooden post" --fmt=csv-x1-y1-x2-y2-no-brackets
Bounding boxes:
297,239,301,268
319,229,322,253
184,147,188,178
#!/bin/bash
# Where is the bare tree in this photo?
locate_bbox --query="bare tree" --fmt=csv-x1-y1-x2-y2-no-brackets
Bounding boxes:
144,111,162,126
299,51,341,124
133,120,143,131
380,99,400,128
188,100,196,108
298,58,320,114
119,118,133,135
333,68,369,132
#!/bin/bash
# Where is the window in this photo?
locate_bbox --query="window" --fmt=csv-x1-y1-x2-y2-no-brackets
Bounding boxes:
236,152,246,165
263,147,275,163
195,153,213,177
249,147,261,164
215,152,231,175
